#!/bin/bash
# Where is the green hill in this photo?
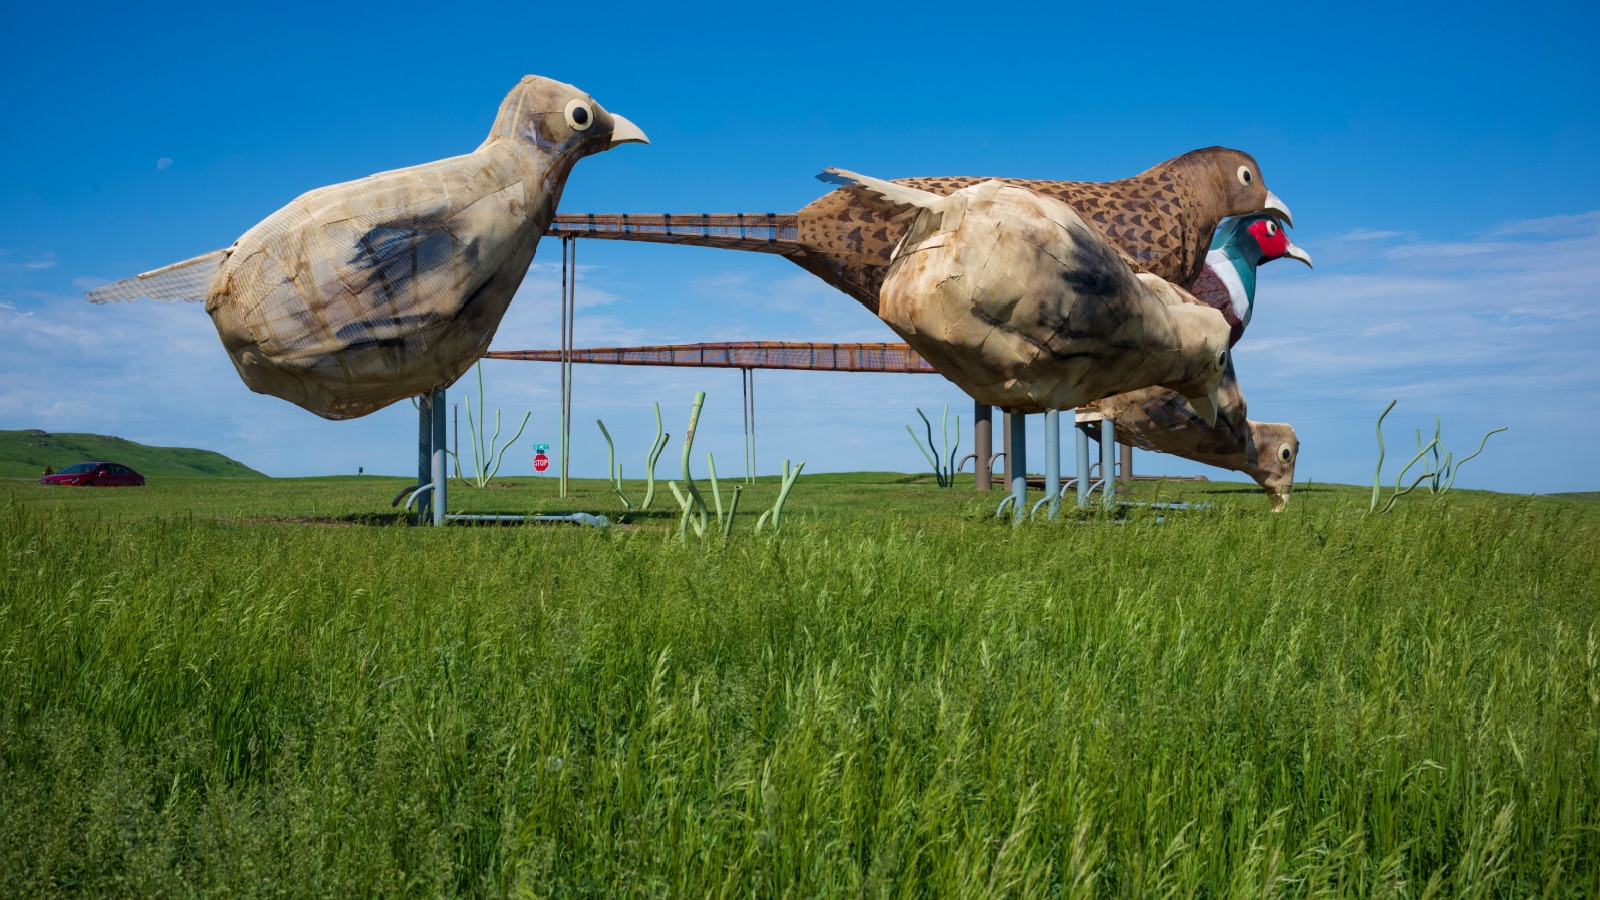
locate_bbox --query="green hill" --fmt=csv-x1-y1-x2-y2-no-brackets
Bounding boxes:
0,430,266,478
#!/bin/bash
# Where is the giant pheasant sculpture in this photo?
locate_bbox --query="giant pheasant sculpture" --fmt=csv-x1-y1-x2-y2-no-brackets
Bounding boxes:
86,75,648,420
794,147,1291,312
816,168,1233,419
1095,215,1311,508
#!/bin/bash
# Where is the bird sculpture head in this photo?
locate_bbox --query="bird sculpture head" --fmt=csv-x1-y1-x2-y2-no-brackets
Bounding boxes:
482,75,649,160
1249,421,1300,512
1212,214,1313,270
1160,147,1293,225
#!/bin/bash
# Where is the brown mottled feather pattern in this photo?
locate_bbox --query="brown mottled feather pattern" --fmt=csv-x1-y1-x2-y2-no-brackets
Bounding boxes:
1095,358,1299,509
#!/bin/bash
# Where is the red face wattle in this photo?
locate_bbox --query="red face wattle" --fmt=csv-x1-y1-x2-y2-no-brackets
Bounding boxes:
1247,218,1292,261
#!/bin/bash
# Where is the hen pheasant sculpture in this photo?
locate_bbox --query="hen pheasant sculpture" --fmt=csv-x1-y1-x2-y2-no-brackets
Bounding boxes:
87,75,647,420
1099,360,1299,510
819,168,1232,420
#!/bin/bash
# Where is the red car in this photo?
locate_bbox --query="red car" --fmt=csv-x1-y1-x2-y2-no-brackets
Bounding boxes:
39,462,146,487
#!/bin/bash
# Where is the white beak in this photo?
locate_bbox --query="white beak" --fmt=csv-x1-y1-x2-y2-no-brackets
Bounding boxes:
1187,391,1220,427
609,114,649,146
1285,245,1314,268
1263,191,1293,227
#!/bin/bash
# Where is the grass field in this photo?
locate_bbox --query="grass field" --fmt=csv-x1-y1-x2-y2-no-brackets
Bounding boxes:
1,474,1596,896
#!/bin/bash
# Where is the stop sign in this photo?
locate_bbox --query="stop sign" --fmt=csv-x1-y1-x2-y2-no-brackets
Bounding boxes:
533,452,550,473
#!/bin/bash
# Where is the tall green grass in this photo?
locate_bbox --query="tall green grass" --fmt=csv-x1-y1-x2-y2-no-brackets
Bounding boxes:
0,483,1596,896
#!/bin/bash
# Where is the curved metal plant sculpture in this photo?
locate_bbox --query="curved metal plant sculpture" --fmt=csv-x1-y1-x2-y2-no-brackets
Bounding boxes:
641,402,671,511
906,405,961,488
755,460,806,533
595,419,632,509
668,391,711,539
1370,400,1507,513
463,362,531,488
662,391,803,539
594,403,672,511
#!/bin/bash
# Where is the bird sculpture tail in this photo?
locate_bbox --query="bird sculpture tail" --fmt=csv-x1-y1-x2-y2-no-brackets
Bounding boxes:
814,168,946,211
85,248,230,304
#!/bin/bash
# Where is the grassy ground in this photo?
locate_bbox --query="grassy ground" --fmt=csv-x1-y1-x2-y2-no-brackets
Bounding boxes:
0,430,266,479
1,474,1596,896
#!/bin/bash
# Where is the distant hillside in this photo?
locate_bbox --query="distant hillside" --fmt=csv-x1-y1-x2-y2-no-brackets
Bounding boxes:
0,430,266,478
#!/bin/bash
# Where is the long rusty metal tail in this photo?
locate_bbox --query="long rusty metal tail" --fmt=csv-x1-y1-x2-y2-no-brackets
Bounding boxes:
548,213,801,255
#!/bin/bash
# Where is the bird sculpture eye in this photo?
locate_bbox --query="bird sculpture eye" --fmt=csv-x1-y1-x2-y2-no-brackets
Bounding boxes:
1236,166,1253,186
1217,350,1228,368
1278,446,1293,463
564,99,595,131
1264,221,1278,237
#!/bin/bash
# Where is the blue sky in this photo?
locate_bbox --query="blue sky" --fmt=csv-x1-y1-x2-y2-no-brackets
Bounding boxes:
2,1,1597,493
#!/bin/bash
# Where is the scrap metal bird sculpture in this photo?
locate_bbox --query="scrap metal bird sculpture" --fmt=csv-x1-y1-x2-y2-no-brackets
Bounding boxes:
817,168,1233,421
1095,217,1312,509
86,75,647,420
543,147,1291,319
1188,213,1312,346
793,147,1292,313
1099,360,1300,510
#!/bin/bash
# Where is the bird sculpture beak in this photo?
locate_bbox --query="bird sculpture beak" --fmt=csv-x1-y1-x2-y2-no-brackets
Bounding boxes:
1187,391,1220,427
1263,191,1293,227
1284,245,1313,268
609,114,649,146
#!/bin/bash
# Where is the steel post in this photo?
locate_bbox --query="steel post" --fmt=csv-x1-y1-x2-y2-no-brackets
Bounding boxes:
1008,411,1027,525
1100,416,1116,512
1044,408,1060,519
1120,441,1133,486
432,386,448,527
974,401,992,491
1076,416,1091,508
417,392,434,524
1002,411,1013,489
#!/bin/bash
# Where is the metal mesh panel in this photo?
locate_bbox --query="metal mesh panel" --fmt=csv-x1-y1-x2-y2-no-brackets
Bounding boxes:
486,341,938,373
548,213,802,255
84,249,229,304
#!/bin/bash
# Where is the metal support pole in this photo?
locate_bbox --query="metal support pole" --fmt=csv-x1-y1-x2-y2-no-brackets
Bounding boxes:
748,368,756,482
742,368,751,482
974,401,992,491
560,237,577,498
1008,411,1027,526
1100,416,1116,512
1002,411,1014,490
1120,441,1132,486
1076,415,1092,509
1040,409,1061,519
453,402,460,479
417,392,434,524
432,385,447,526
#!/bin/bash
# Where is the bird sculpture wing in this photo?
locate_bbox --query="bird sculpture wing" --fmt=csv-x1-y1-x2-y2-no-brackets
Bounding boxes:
84,249,231,304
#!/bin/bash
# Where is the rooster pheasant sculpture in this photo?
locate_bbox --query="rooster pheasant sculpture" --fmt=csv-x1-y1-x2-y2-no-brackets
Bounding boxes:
1096,214,1312,509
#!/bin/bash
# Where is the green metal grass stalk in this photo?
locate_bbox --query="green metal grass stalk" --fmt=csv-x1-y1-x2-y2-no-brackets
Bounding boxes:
756,459,805,533
672,392,710,538
596,419,633,509
1371,400,1396,512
